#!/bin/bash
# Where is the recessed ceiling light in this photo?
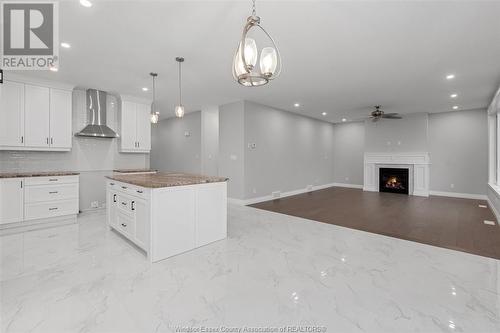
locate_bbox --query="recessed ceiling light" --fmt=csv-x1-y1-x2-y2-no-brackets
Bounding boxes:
142,87,149,91
446,74,455,80
49,66,58,72
341,118,347,122
80,0,92,7
322,112,327,116
450,93,458,98
293,103,300,107
60,42,71,49
452,106,459,110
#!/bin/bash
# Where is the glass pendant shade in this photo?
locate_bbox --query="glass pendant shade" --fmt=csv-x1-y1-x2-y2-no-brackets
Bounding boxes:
260,47,277,76
175,105,185,118
243,38,258,69
233,44,247,77
150,112,159,124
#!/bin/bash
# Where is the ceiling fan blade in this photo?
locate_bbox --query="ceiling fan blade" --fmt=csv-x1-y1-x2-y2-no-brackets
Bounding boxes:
383,113,399,116
382,115,402,119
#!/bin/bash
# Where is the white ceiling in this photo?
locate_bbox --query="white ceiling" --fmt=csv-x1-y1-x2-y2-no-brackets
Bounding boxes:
14,0,500,123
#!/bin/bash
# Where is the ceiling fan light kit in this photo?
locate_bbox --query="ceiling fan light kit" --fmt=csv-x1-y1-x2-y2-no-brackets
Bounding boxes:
232,0,282,87
370,105,402,122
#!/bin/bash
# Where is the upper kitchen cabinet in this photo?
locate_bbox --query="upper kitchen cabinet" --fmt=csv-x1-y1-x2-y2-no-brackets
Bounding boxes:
0,81,25,147
0,76,74,151
119,97,151,153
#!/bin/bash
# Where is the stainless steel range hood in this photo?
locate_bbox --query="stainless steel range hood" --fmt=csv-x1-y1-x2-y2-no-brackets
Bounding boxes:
75,89,118,138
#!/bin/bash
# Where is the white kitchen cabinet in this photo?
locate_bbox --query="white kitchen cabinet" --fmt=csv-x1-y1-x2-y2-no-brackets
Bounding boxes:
106,178,227,262
49,89,72,149
25,84,50,148
0,79,73,151
0,81,24,147
0,178,24,224
120,99,151,153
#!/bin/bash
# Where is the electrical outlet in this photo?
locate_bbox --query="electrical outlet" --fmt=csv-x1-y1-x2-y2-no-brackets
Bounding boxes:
91,201,99,208
345,177,349,182
272,191,281,199
450,183,455,189
307,185,313,191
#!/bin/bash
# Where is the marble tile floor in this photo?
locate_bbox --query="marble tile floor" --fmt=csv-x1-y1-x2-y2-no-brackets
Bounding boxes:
0,205,499,333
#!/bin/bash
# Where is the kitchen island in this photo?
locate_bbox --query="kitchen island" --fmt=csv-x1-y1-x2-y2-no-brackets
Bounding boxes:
105,172,228,262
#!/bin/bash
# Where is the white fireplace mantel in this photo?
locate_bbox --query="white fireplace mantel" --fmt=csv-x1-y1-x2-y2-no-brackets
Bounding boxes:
363,152,430,197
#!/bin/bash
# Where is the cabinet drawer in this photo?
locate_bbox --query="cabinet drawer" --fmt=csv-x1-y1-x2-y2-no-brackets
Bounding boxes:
25,199,78,220
25,183,78,203
116,210,135,237
25,175,78,186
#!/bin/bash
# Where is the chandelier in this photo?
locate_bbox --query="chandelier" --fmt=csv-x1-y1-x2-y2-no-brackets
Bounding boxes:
232,0,282,87
150,72,160,124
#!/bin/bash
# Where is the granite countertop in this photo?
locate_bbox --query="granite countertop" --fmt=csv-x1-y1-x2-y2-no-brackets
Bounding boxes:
0,171,80,179
112,168,158,173
106,172,228,188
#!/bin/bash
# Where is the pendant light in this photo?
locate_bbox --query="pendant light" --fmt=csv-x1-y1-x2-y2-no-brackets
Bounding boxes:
150,72,160,123
232,0,281,87
175,57,185,118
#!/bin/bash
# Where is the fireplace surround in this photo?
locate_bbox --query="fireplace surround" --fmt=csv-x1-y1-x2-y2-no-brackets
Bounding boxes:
363,152,430,197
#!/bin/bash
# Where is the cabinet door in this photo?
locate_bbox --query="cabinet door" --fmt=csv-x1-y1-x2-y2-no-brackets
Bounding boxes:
25,84,50,147
107,190,118,228
133,198,149,250
49,89,72,149
0,81,25,147
120,101,137,151
136,103,151,151
0,178,24,224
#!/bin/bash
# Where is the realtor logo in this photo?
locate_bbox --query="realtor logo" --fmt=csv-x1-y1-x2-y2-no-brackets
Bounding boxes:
1,1,59,70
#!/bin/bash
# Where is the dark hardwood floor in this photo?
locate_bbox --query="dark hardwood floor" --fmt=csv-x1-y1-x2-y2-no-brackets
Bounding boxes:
250,187,500,259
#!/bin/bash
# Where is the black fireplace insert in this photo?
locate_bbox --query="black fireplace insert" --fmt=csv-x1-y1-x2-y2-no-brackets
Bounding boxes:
379,168,409,194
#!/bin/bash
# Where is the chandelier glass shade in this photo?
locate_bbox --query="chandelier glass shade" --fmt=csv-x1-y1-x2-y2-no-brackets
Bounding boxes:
232,2,281,87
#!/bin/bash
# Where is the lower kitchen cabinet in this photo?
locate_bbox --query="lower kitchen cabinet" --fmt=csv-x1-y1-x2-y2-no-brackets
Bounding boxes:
0,178,24,224
0,175,79,233
106,179,227,262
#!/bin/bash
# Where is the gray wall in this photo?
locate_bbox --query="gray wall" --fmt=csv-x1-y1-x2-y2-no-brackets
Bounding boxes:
332,121,365,185
332,109,488,194
0,90,149,211
365,113,429,152
429,109,487,194
150,111,202,174
243,101,335,199
201,106,219,176
218,101,245,199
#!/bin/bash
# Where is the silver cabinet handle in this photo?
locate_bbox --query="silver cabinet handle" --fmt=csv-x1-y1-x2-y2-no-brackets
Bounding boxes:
46,137,49,144
113,194,117,202
136,190,143,193
49,179,58,182
50,137,53,145
121,186,127,189
121,223,127,227
20,181,23,188
49,207,58,211
121,202,127,205
110,183,115,186
21,136,23,144
131,201,135,211
49,191,58,194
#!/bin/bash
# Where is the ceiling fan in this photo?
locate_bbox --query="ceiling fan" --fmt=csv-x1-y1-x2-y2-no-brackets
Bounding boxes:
369,105,402,121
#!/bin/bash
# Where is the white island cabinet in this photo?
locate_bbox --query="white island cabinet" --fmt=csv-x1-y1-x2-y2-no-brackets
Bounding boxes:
106,172,227,262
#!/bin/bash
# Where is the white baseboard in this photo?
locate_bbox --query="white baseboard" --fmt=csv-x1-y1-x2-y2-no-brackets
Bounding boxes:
487,197,500,222
228,182,364,206
332,183,363,189
429,191,487,200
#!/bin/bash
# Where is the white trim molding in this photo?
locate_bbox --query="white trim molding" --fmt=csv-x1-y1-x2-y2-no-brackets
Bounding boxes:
363,152,430,197
429,191,487,200
228,182,363,206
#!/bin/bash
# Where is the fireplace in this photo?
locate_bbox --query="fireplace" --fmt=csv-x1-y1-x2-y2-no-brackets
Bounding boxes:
379,168,409,194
